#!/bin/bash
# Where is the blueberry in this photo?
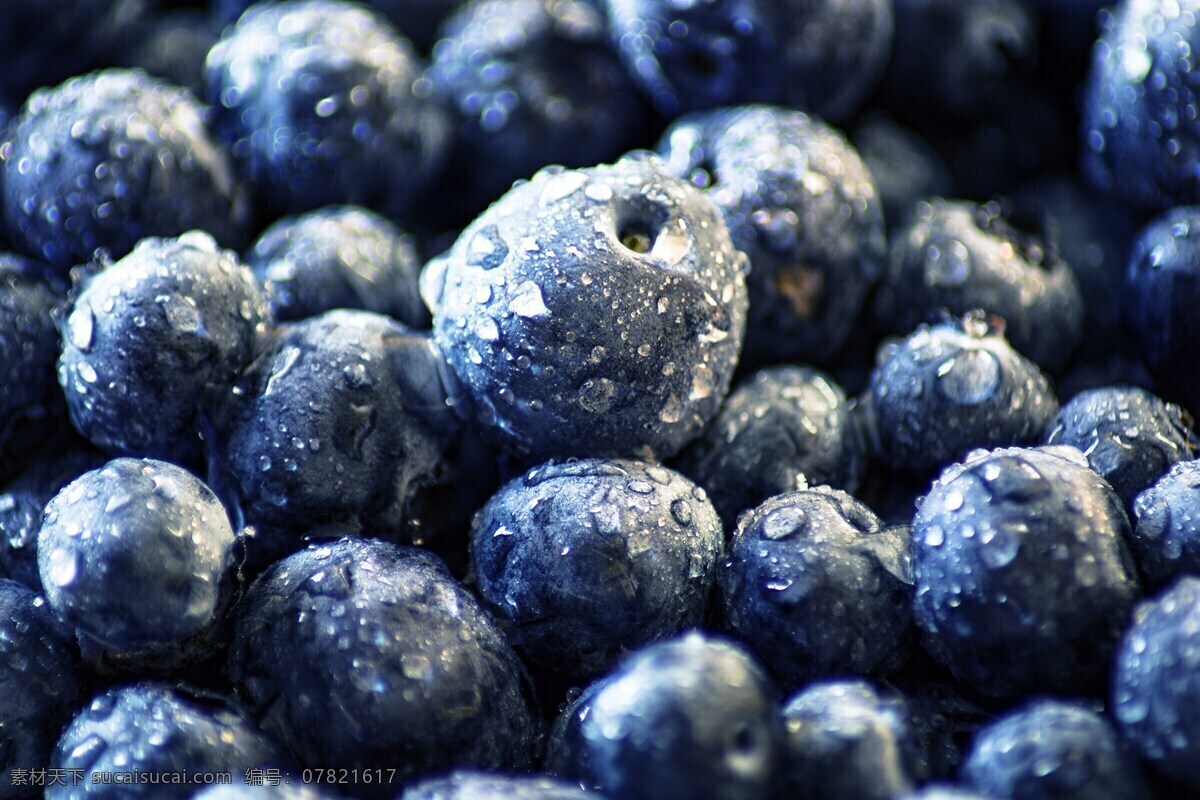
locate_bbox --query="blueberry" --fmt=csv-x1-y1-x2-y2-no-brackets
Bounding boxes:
247,205,427,328
58,232,269,463
1,69,247,273
211,310,459,567
1132,460,1200,589
471,458,722,679
780,680,915,800
657,106,886,367
228,537,538,790
913,445,1141,699
0,579,83,800
866,314,1059,475
852,115,955,233
543,680,608,792
429,156,748,461
400,771,590,799
678,366,865,527
960,699,1150,800
720,488,913,689
426,0,645,214
1112,576,1200,792
48,683,288,800
871,199,1084,373
1046,386,1197,511
577,632,782,800
1082,0,1200,210
38,457,240,673
216,0,464,53
205,0,449,219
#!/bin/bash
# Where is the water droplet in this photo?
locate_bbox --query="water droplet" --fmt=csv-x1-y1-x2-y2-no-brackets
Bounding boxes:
508,280,550,319
467,225,508,270
924,525,945,547
69,307,95,352
652,218,690,265
627,480,654,494
46,547,77,587
659,393,683,423
671,498,692,526
690,364,715,400
259,456,272,472
475,317,501,342
578,378,616,413
762,507,806,540
585,181,613,202
77,361,97,384
926,240,972,286
936,349,1002,404
162,294,202,333
265,346,300,396
539,171,588,205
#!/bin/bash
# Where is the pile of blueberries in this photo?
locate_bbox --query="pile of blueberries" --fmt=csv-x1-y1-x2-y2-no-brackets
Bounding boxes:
8,0,1200,798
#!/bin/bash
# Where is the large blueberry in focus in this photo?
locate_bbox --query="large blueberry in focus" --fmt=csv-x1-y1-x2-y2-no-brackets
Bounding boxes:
401,772,591,799
961,699,1149,800
1132,460,1200,589
1,69,247,274
1112,576,1200,792
0,579,83,800
579,632,783,800
871,199,1083,373
678,366,865,527
38,458,240,673
867,314,1059,475
471,458,723,679
247,205,427,327
212,310,460,567
914,445,1141,699
429,156,748,461
228,537,538,790
1082,0,1200,210
657,106,886,367
48,684,287,800
720,488,913,690
1046,386,1196,510
205,0,449,219
58,232,269,463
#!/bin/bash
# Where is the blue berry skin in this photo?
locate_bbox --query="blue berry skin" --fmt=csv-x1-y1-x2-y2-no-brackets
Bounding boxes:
1082,1,1200,211
401,771,591,799
780,680,915,800
471,458,723,679
205,0,449,221
1123,206,1200,417
1112,576,1200,792
871,199,1084,374
579,632,783,800
58,232,270,463
866,314,1059,475
960,700,1150,800
720,488,913,690
228,537,539,790
657,106,886,368
428,156,748,462
426,0,645,213
0,579,83,800
914,445,1142,699
852,115,955,233
38,458,240,674
678,366,865,528
217,0,464,53
1046,386,1197,511
1133,461,1200,589
247,206,427,328
211,310,459,567
48,683,288,800
1,69,248,274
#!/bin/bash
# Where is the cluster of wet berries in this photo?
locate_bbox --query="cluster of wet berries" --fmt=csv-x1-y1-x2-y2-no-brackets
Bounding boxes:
5,0,1200,799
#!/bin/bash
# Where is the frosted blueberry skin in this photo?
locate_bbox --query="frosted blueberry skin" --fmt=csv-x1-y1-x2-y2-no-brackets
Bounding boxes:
1,69,247,274
780,680,915,800
866,314,1059,475
720,488,913,690
217,0,463,53
1082,0,1200,211
57,232,270,464
471,458,723,679
211,310,460,568
852,116,954,232
961,700,1150,800
38,458,241,674
0,579,83,800
426,0,645,214
48,683,288,800
678,366,865,528
228,537,539,791
579,632,783,800
1046,386,1197,511
429,156,748,462
205,0,449,220
1133,461,1200,589
247,206,427,328
401,772,591,799
914,445,1142,700
872,199,1084,374
657,106,886,368
1113,576,1200,792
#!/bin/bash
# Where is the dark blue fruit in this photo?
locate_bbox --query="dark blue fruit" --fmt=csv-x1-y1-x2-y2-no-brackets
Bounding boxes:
122,10,217,96
1132,460,1200,589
